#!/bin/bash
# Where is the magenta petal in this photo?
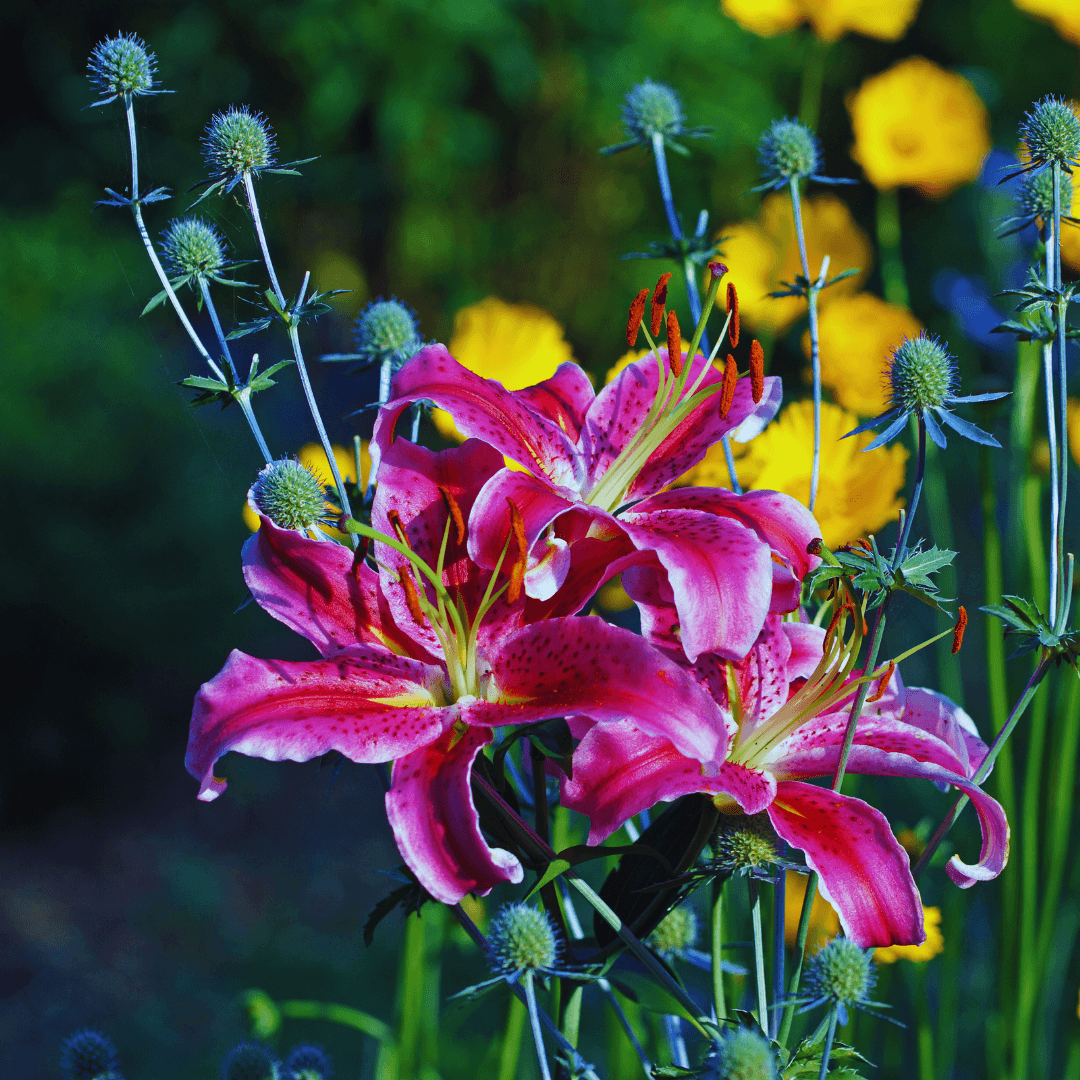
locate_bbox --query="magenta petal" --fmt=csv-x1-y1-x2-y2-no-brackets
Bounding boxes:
386,726,524,904
767,781,925,948
372,345,583,487
186,647,452,801
619,508,773,662
485,615,732,762
513,362,596,442
900,687,988,777
783,623,826,682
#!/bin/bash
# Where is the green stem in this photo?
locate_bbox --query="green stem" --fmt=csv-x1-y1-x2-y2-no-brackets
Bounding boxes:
522,971,553,1080
711,878,727,1021
396,914,425,1080
817,1011,838,1080
278,1000,394,1042
876,188,909,308
778,872,818,1048
497,996,526,1080
749,878,769,1035
600,979,652,1077
924,439,962,703
797,36,830,130
1052,160,1069,635
912,966,934,1080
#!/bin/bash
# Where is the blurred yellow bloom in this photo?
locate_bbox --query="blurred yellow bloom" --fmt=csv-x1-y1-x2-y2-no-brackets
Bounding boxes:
720,194,871,335
1013,0,1080,44
848,57,991,198
243,442,370,534
785,871,841,952
682,400,907,548
432,297,576,441
721,0,920,40
805,294,923,416
1067,400,1080,468
875,906,944,963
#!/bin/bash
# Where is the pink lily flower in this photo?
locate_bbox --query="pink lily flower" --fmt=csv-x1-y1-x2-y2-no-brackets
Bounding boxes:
560,612,1009,947
372,344,821,662
186,438,734,905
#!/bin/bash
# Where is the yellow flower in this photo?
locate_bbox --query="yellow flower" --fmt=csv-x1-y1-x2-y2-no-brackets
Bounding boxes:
1013,0,1080,44
681,400,908,548
848,57,991,198
805,294,924,416
719,193,871,335
432,297,576,441
721,0,920,41
785,871,841,952
875,906,944,963
242,442,369,534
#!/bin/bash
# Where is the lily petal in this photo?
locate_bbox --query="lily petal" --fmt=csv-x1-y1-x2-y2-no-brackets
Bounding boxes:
767,781,925,948
186,647,453,802
386,725,524,904
513,362,595,442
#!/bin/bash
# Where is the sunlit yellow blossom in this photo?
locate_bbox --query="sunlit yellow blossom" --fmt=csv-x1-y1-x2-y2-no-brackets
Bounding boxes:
432,297,576,441
719,194,871,335
721,0,920,40
785,871,841,953
681,400,907,548
1013,0,1080,44
806,294,924,416
243,442,369,534
875,906,944,963
848,58,991,198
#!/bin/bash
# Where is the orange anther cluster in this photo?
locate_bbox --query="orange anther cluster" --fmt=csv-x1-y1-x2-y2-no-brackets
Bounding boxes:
749,340,765,404
651,272,672,337
952,605,968,654
627,288,649,348
719,354,738,419
506,498,528,604
399,565,425,625
666,310,682,377
440,487,466,545
387,509,412,549
867,661,896,703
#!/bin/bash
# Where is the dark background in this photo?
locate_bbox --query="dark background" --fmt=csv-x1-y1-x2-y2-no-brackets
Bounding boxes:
3,0,1079,1076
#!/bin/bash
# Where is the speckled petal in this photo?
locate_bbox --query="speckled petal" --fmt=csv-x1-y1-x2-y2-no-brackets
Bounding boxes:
513,362,596,442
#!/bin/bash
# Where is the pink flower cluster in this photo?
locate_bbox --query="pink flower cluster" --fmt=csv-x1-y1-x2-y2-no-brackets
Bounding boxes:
186,342,1008,948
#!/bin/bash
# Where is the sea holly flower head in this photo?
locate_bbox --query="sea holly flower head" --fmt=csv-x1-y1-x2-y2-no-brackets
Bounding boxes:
844,333,1008,450
203,107,277,182
283,1045,333,1080
87,33,160,105
161,217,226,277
797,936,889,1027
488,903,561,976
754,117,855,192
706,1026,777,1080
710,812,779,878
1019,95,1080,173
221,1042,280,1080
600,79,711,156
647,903,699,959
60,1030,123,1080
354,298,423,370
249,458,334,534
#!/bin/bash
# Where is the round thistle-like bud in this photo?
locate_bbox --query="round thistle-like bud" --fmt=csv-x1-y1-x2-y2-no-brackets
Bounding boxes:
887,333,958,413
161,217,226,277
284,1045,333,1080
221,1042,280,1080
804,937,875,1010
249,459,328,531
353,298,422,367
203,107,277,179
487,903,559,975
1019,96,1080,167
648,904,699,958
621,80,686,143
60,1030,122,1080
707,1027,778,1080
87,33,156,99
1018,166,1074,220
757,118,821,184
711,812,777,874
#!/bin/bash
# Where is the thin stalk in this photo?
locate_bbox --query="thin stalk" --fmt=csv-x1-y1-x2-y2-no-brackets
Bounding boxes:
912,659,1052,880
197,277,272,463
924,439,962,703
777,872,818,1048
912,965,934,1080
651,132,683,242
1052,160,1070,635
242,172,355,529
894,416,926,566
876,189,909,308
522,971,553,1080
817,1011,838,1080
771,870,785,1039
1041,207,1061,626
711,878,727,1021
599,978,652,1078
797,36,830,131
396,915,425,1080
497,996,526,1080
663,1014,689,1069
749,878,769,1035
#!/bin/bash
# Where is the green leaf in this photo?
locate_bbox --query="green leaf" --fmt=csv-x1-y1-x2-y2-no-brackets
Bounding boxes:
248,359,294,395
608,971,696,1023
227,317,274,340
362,868,430,946
141,287,171,315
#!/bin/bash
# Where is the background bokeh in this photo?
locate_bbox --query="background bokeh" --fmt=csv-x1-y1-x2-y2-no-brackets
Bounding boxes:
3,0,1080,1077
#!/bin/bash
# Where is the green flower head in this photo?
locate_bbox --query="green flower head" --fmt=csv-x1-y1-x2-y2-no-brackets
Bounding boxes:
249,459,329,532
161,217,226,277
648,903,699,958
758,118,821,186
220,1043,280,1080
203,107,277,180
1020,96,1080,170
487,903,560,975
87,33,158,104
353,298,422,369
708,1027,778,1080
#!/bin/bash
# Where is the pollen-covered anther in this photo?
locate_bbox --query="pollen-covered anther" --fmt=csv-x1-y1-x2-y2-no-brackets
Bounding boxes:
749,340,765,404
726,282,740,348
952,605,968,654
719,354,738,418
506,499,528,604
387,509,413,549
440,487,466,545
666,310,682,377
399,566,426,626
627,288,649,348
650,272,672,337
867,661,895,703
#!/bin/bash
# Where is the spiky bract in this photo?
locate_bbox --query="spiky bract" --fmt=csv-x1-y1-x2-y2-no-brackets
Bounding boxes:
712,812,777,873
487,903,559,975
87,34,156,100
648,904,699,957
708,1027,778,1080
1020,96,1080,169
250,459,328,531
804,937,876,1010
887,333,958,413
758,118,821,185
60,1031,122,1080
622,80,686,143
221,1042,280,1080
353,298,422,367
162,217,226,277
204,107,277,179
1018,166,1074,220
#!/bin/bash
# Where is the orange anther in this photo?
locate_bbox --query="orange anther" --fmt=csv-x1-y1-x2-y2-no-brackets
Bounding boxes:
506,498,528,604
650,272,672,337
399,566,425,625
952,605,968,654
627,288,649,348
867,661,896,703
387,509,412,549
666,310,682,377
719,354,738,419
749,339,765,404
440,487,466,545
726,282,740,348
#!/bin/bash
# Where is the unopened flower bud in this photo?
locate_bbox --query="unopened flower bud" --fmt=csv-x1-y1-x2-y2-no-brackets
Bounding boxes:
249,459,328,531
757,118,821,185
87,33,156,100
887,333,958,413
203,107,277,179
1019,96,1080,168
284,1045,333,1080
353,298,422,367
60,1030,123,1080
221,1043,280,1080
1018,165,1074,220
162,217,226,277
707,1027,778,1080
805,937,875,1013
712,812,777,874
648,904,699,958
488,903,559,975
622,80,686,143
